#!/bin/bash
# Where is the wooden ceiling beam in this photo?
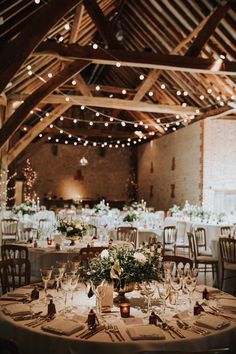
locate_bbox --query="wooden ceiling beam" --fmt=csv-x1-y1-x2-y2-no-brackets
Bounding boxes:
35,42,236,75
0,60,90,150
7,104,72,165
69,3,84,44
11,93,198,115
185,2,231,57
0,0,82,94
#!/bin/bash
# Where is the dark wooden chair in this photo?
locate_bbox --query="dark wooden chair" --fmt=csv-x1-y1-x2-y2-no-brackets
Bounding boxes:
1,244,28,261
0,258,31,294
219,237,236,290
220,226,231,237
87,224,97,238
116,226,138,248
72,246,108,270
163,255,193,268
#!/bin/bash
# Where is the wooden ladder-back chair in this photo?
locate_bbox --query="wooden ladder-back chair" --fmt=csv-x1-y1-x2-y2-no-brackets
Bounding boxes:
1,244,28,260
0,258,31,294
219,237,236,290
116,227,138,248
163,226,177,255
194,227,211,256
175,221,190,256
220,226,231,237
73,246,108,272
1,219,19,243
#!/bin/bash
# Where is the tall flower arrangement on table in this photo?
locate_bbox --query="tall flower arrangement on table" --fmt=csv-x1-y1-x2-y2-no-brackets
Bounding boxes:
94,200,110,214
82,245,162,290
57,218,88,238
12,200,37,215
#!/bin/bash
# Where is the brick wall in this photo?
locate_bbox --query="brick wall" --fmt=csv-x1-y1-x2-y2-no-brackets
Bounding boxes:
137,122,201,210
29,144,131,202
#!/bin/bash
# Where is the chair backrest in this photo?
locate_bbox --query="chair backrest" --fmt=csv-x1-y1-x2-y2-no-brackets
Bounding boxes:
23,227,38,241
176,221,187,242
75,246,108,270
38,218,51,229
163,255,193,269
219,237,236,264
1,244,28,260
187,232,197,262
194,227,207,254
117,227,138,247
87,224,97,238
1,219,18,240
0,258,31,294
220,226,231,237
163,226,177,245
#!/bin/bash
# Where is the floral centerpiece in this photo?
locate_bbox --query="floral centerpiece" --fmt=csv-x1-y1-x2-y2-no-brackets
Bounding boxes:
12,200,37,215
169,201,211,222
94,200,110,214
57,218,88,238
123,210,140,223
82,245,162,302
130,201,146,212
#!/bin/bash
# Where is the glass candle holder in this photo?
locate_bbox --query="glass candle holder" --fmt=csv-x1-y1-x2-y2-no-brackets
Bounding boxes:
47,239,52,246
120,303,130,318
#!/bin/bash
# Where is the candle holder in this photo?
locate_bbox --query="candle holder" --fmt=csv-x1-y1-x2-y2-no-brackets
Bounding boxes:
120,303,130,318
47,239,52,246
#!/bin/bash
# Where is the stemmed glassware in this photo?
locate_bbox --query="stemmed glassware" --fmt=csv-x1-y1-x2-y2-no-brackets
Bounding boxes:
61,273,73,314
157,281,170,320
53,267,65,292
183,268,199,307
90,279,106,316
170,273,182,305
140,280,157,316
40,268,53,296
70,261,80,275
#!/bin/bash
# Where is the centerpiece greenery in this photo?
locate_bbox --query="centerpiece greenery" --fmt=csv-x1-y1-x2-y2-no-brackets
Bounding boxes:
57,218,88,238
123,210,140,223
82,245,162,291
12,200,37,215
94,200,110,214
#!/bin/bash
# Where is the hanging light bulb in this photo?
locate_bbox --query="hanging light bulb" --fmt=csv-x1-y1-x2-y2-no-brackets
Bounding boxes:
80,157,88,166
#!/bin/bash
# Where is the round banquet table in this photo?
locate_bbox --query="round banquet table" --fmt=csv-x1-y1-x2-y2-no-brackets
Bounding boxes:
0,285,235,354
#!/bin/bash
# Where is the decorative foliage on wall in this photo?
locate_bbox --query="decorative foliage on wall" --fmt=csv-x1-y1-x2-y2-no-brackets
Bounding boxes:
126,170,138,203
171,184,175,198
23,159,37,201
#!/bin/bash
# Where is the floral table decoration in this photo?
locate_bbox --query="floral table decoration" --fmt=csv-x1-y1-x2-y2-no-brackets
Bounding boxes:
12,200,37,216
57,218,88,245
123,210,140,224
82,245,163,304
94,200,110,214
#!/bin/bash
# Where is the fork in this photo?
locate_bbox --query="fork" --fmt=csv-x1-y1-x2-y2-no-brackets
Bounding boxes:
105,324,115,342
112,325,125,341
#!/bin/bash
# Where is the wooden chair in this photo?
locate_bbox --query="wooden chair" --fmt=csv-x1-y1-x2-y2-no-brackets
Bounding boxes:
163,226,177,255
23,227,38,241
87,224,97,238
0,337,19,354
175,221,190,256
1,219,19,243
1,244,28,260
116,227,138,248
38,218,51,229
220,226,231,237
163,255,193,269
219,237,236,290
73,246,108,270
187,232,218,284
194,227,211,256
0,258,31,294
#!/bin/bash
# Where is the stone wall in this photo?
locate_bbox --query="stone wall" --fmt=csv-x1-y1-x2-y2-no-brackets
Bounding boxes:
28,144,132,203
137,122,202,211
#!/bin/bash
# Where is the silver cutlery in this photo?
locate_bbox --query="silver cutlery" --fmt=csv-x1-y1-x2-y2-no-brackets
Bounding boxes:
81,325,105,339
112,325,125,341
105,324,115,342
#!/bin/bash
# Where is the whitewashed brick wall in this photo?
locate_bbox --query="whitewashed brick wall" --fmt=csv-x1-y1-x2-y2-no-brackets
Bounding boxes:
138,122,201,210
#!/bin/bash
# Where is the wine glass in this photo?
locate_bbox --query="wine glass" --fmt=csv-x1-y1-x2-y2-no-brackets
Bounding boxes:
140,280,157,316
157,281,170,320
53,267,65,292
69,274,79,309
163,261,175,281
40,268,53,295
170,273,182,305
70,261,80,275
61,274,73,314
184,268,198,307
90,279,106,316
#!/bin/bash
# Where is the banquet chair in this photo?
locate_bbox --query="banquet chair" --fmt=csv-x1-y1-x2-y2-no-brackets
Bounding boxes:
116,227,138,248
194,227,211,256
219,237,236,290
1,219,19,243
0,337,19,354
163,255,193,269
87,224,97,238
38,218,51,229
174,221,190,256
220,226,231,237
23,227,38,241
163,226,177,255
73,246,108,271
187,232,218,284
1,244,28,260
0,258,31,294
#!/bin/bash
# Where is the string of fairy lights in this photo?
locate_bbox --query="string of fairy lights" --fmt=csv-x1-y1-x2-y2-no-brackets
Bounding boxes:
15,16,235,147
0,171,17,202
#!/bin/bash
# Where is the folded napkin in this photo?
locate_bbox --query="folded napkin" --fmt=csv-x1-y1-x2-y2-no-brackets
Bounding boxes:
3,304,32,317
218,299,236,312
127,325,165,340
42,318,85,336
195,314,229,330
6,291,29,299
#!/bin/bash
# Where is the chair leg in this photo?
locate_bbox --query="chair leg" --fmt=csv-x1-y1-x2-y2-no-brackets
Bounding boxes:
221,267,224,290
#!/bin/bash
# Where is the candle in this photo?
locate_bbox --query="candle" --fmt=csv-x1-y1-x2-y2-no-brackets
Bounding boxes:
47,239,52,246
120,303,130,318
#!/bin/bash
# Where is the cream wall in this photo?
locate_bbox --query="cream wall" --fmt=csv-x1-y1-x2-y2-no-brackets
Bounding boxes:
29,144,131,202
137,122,202,210
203,119,236,212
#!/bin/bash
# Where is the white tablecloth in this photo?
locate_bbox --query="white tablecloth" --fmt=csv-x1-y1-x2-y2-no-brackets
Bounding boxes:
0,286,235,354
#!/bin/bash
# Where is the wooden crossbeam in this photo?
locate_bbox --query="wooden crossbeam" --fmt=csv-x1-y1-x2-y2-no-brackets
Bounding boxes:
185,2,231,57
69,4,84,44
0,0,81,94
35,42,236,75
0,60,90,150
7,104,72,164
10,93,198,115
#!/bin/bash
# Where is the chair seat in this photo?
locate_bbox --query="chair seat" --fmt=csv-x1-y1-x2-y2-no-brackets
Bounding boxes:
164,245,175,252
198,249,212,256
224,262,236,271
197,255,218,264
175,242,189,248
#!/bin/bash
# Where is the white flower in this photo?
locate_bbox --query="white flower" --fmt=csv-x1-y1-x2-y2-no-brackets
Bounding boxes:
134,252,147,265
100,249,109,259
66,226,73,232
